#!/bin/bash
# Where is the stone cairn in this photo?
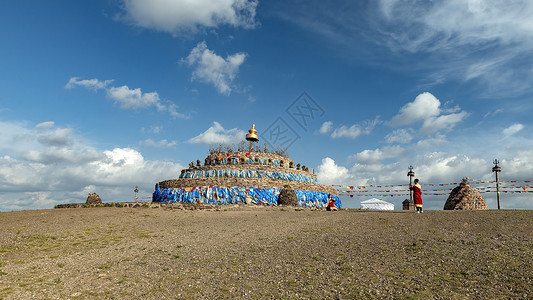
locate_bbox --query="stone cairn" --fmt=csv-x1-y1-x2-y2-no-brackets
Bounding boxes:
278,186,298,206
153,125,339,208
86,193,102,205
443,178,488,210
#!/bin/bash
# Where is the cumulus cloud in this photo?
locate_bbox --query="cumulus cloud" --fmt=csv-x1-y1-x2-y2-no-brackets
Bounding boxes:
316,157,351,185
66,77,189,119
183,42,247,95
421,111,469,134
0,120,184,211
119,0,258,35
317,151,508,209
389,92,440,127
65,77,113,90
389,92,468,134
502,123,524,137
188,121,245,144
37,128,74,146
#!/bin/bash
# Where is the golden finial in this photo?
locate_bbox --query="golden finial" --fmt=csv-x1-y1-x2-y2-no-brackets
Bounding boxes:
246,124,259,142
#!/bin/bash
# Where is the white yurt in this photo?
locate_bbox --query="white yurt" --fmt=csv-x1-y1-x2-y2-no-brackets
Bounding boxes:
360,198,394,210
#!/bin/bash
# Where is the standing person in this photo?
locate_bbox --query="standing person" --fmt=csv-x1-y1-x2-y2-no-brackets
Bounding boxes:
410,178,423,213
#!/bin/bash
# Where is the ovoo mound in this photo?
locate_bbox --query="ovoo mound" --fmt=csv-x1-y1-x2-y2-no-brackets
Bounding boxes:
444,178,488,210
152,124,340,208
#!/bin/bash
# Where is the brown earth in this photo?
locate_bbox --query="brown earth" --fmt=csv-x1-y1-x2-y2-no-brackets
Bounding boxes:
0,207,531,299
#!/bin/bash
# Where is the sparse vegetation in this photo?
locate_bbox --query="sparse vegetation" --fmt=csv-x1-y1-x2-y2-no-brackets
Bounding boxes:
0,208,530,299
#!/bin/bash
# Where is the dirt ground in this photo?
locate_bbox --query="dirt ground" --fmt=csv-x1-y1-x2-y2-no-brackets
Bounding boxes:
0,206,531,299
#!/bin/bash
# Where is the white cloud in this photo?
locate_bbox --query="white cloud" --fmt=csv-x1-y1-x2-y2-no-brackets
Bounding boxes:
66,77,189,119
330,118,379,139
277,1,533,97
35,121,55,131
316,157,352,185
107,85,160,109
376,0,533,96
319,121,333,134
502,123,524,137
65,77,113,90
188,121,245,144
389,92,440,127
385,129,413,144
166,103,190,119
37,128,74,146
142,139,177,148
421,111,469,134
416,134,448,150
350,146,406,164
183,42,247,95
389,92,468,134
119,0,258,35
150,126,162,134
0,120,184,211
331,125,361,139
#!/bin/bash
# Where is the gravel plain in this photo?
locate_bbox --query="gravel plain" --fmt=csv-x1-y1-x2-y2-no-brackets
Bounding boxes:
0,206,531,299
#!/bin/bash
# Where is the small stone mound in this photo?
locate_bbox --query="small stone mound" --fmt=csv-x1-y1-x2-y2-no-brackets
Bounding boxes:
86,193,102,204
444,179,488,210
277,187,298,206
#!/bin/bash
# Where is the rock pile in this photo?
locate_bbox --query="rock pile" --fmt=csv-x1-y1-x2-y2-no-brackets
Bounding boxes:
152,125,340,208
444,179,488,210
86,193,102,205
277,187,298,206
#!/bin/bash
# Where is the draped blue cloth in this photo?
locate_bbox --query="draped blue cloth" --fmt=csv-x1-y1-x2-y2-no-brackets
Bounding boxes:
152,186,341,208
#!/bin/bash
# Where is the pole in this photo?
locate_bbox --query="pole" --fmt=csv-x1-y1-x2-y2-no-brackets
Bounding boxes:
496,171,500,210
492,159,502,210
407,165,415,204
409,176,413,202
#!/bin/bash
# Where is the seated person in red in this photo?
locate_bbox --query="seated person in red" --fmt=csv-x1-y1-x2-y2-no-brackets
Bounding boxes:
326,194,338,211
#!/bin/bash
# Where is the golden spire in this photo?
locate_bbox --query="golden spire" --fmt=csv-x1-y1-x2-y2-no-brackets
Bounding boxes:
245,124,259,142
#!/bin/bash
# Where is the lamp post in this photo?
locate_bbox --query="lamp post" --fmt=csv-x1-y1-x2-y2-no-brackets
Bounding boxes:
407,165,415,203
134,186,139,203
492,159,501,210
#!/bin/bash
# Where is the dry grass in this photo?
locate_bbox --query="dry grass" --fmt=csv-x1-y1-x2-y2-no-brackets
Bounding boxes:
0,207,531,299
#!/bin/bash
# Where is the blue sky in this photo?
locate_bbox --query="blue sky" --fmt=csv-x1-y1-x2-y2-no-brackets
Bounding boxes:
1,0,532,211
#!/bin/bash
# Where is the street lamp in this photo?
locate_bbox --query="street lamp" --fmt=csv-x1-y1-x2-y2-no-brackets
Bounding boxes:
134,186,139,203
492,159,501,210
407,165,415,203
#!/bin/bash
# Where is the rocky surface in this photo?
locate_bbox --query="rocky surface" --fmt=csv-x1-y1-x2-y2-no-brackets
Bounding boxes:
444,180,489,210
277,187,298,206
0,207,531,299
158,150,338,199
85,193,102,205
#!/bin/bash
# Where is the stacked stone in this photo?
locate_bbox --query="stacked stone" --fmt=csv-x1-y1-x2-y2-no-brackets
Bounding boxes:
443,180,488,210
86,193,102,204
153,151,340,208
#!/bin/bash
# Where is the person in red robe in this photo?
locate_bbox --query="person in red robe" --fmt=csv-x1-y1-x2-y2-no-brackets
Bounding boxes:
326,194,337,211
410,178,423,213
